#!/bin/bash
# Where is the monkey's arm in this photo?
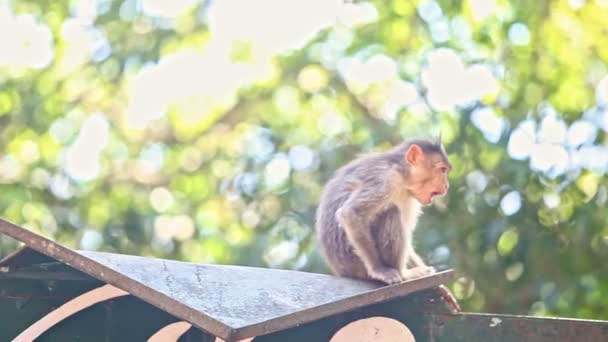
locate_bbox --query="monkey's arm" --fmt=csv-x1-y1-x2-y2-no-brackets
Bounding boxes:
337,187,402,284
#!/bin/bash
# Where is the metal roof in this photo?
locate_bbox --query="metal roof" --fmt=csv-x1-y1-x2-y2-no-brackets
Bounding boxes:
0,218,454,341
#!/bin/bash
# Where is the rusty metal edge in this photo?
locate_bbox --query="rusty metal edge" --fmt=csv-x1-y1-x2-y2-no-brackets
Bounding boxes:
0,218,237,341
426,311,608,341
450,312,608,324
229,270,454,341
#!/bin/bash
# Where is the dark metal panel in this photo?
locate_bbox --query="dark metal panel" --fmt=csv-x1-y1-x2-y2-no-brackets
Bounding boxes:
251,288,454,342
428,312,608,341
0,277,103,341
0,246,51,268
0,218,454,341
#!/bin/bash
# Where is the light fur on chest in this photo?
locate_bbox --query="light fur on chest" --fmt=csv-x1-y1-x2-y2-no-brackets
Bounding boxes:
387,168,422,231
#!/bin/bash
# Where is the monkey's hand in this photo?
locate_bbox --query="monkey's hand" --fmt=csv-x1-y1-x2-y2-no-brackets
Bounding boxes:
401,266,435,281
369,266,402,285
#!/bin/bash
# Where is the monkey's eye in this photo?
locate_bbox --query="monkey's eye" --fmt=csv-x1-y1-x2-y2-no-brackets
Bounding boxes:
439,166,448,173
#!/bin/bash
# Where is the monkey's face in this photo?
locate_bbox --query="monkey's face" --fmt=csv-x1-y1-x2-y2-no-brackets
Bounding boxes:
406,148,451,205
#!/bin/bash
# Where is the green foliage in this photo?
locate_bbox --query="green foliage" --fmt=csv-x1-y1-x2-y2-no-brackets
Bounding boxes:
0,0,607,321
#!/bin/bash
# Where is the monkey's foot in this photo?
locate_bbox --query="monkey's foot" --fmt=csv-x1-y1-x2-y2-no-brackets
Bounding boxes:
435,284,461,313
400,266,434,281
370,267,402,284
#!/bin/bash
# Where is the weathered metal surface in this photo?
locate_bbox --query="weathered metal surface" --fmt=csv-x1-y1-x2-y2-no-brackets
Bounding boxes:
78,250,453,340
428,312,608,341
0,218,454,341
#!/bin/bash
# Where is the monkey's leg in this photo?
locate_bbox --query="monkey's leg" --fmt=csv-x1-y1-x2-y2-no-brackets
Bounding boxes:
401,249,434,280
407,250,433,270
374,207,407,272
337,196,402,284
374,207,433,281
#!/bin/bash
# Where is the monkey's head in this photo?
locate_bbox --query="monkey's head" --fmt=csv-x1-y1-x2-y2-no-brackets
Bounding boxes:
403,140,451,206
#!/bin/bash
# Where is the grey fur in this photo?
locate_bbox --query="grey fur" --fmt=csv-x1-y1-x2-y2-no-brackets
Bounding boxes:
315,139,447,284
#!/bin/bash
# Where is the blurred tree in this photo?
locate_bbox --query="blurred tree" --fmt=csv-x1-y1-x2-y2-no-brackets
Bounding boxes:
0,0,607,320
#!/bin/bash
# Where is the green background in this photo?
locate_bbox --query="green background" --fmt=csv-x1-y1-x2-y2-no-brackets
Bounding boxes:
0,0,607,321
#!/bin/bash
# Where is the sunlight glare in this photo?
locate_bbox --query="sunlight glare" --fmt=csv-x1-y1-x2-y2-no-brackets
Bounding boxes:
573,146,608,174
297,65,329,93
422,48,498,111
337,1,378,28
139,143,166,172
543,192,560,209
471,107,505,143
469,0,497,21
128,48,274,128
150,187,175,213
430,19,450,43
500,190,522,216
153,215,195,242
418,1,443,23
508,23,531,46
60,18,111,72
0,6,54,69
319,111,348,136
49,173,74,200
142,0,197,18
596,75,608,105
381,80,419,122
0,155,23,182
264,240,299,267
265,154,291,188
247,133,275,162
80,230,103,250
466,170,488,193
288,145,316,171
537,115,567,144
129,0,345,128
601,109,608,132
65,113,110,182
172,215,196,241
567,120,597,146
209,0,340,55
529,143,568,177
567,0,587,10
507,120,536,160
72,0,99,22
361,55,398,84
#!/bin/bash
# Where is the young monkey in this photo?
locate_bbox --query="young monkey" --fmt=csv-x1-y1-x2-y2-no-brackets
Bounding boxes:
316,139,451,285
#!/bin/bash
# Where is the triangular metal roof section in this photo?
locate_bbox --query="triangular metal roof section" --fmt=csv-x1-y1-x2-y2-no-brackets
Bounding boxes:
0,245,52,268
0,218,454,341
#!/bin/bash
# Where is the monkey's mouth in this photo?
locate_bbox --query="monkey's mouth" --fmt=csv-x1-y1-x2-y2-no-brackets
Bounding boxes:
430,191,442,198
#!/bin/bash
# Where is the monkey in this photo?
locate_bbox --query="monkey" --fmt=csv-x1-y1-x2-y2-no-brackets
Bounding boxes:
315,138,460,311
316,138,450,283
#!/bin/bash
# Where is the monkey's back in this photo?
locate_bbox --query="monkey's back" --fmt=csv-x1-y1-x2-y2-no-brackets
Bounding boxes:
315,152,400,279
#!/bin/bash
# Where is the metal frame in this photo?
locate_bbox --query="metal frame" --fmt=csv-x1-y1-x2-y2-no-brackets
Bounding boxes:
0,218,454,341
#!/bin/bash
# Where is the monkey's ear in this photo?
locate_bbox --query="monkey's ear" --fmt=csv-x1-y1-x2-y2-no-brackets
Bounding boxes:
405,144,423,165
